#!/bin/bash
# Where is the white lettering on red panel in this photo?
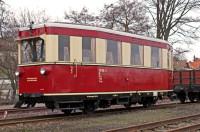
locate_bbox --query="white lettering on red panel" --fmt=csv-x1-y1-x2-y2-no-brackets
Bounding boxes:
98,68,106,83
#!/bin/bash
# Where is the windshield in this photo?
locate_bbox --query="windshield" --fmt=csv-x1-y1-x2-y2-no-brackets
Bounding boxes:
21,38,45,63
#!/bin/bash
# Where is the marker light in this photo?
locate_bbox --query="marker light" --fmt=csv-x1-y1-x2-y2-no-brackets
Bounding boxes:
15,71,20,77
40,68,46,75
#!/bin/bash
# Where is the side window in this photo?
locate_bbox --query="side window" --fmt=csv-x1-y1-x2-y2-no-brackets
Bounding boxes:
131,44,143,65
151,47,161,67
106,40,121,65
82,37,96,63
58,35,70,61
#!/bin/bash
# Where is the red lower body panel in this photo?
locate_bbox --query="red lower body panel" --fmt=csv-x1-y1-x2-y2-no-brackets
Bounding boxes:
19,64,172,94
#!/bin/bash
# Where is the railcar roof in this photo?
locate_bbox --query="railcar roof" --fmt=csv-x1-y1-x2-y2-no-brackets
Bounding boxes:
19,22,170,45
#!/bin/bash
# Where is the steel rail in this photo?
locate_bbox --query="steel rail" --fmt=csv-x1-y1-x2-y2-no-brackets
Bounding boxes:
166,123,200,132
0,102,177,116
105,113,200,132
0,107,47,115
0,102,193,127
0,102,179,127
0,114,67,126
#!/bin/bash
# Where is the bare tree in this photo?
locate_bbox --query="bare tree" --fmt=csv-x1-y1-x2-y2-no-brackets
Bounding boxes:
99,4,117,29
17,8,50,27
0,0,18,102
145,0,200,61
64,7,99,25
0,1,14,38
173,47,189,60
146,0,200,41
0,38,17,102
64,1,150,35
0,5,50,102
100,0,150,34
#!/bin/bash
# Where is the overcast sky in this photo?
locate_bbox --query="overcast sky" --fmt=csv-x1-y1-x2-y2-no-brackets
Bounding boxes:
5,0,200,61
6,0,117,20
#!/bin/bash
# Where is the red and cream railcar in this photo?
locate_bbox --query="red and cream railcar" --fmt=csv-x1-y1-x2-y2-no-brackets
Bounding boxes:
15,23,173,113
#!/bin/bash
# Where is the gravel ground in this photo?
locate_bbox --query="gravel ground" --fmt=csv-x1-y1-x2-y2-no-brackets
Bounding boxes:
0,109,61,120
1,102,200,132
0,104,45,110
0,104,54,120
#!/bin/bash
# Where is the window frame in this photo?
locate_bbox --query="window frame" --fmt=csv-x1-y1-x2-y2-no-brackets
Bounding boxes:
20,37,45,64
106,39,122,65
58,35,70,62
151,46,162,68
130,44,144,66
82,37,96,63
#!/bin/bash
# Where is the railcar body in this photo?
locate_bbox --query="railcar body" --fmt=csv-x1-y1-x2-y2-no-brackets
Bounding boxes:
173,69,200,103
15,23,173,113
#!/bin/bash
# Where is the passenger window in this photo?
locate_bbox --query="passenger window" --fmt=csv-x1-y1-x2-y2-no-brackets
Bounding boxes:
82,37,96,63
131,44,143,65
58,36,70,61
106,40,121,65
151,47,161,67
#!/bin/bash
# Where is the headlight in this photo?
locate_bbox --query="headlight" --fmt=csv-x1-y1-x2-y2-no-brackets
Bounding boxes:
40,68,46,75
15,71,20,76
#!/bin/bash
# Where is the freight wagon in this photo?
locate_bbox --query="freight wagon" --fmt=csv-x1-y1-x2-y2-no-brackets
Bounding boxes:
173,69,200,103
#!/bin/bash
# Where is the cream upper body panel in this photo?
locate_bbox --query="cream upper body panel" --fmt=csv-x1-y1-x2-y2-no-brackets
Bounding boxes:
122,42,131,65
19,34,172,70
45,35,58,62
144,46,151,67
70,36,82,62
96,38,106,64
162,49,168,69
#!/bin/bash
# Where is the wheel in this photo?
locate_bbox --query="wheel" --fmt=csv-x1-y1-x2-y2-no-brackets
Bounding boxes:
142,97,154,108
62,109,72,115
142,102,151,108
83,102,96,114
153,97,158,104
177,92,186,103
45,102,55,109
189,96,195,103
84,105,95,114
188,93,195,103
31,102,36,107
14,100,23,108
178,94,186,103
26,103,31,108
27,102,36,108
124,104,131,109
180,97,186,103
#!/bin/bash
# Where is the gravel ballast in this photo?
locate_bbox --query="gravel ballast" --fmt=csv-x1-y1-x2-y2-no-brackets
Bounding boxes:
1,102,200,132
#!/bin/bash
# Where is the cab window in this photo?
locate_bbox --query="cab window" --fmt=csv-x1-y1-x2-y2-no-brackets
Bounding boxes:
21,38,45,63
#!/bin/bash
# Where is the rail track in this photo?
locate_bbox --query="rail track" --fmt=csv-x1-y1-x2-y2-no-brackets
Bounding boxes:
105,113,200,132
0,107,47,115
0,102,194,127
